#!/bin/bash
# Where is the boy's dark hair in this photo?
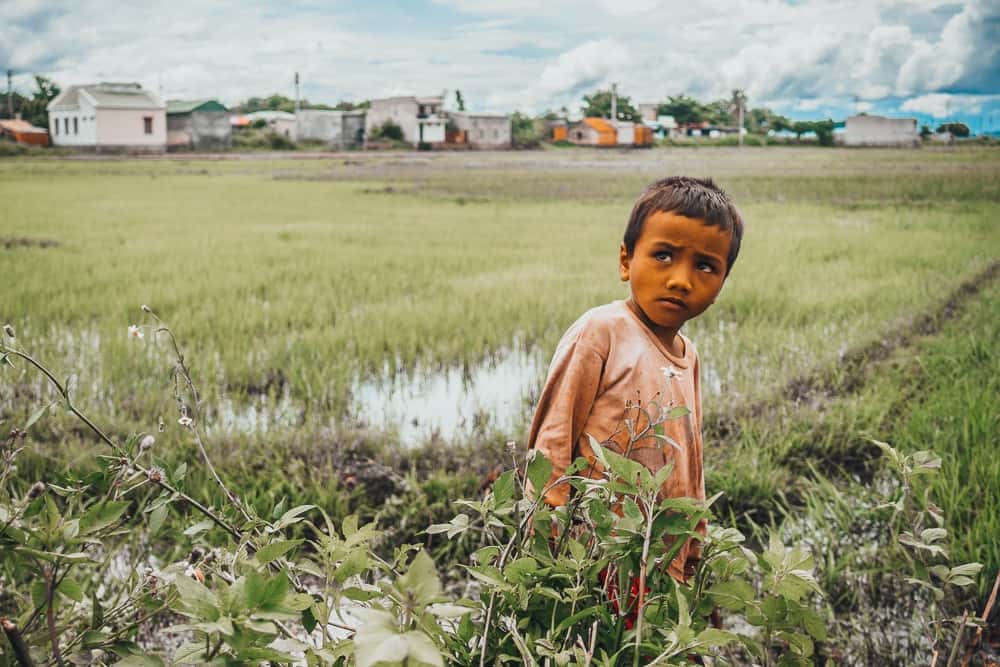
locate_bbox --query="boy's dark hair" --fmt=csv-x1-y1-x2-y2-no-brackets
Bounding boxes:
623,176,744,276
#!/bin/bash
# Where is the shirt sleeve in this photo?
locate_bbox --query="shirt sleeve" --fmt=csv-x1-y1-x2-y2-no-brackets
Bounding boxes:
526,336,605,506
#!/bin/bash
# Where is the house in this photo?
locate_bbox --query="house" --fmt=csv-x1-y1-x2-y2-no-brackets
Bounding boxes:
46,82,166,153
446,111,511,149
845,115,919,147
545,119,568,142
244,110,297,139
166,100,231,151
638,103,659,123
567,118,617,146
0,118,49,146
633,125,654,147
296,110,366,149
366,95,446,147
611,120,634,146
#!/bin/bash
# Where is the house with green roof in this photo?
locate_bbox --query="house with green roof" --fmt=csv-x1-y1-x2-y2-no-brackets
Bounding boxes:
46,82,166,152
166,99,231,151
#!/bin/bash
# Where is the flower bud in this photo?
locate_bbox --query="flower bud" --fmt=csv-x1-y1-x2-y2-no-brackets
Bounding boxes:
147,467,164,483
139,434,155,452
2,324,14,338
26,481,46,501
141,304,151,313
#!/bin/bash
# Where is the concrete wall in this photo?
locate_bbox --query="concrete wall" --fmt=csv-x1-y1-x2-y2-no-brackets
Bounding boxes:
612,121,634,145
367,98,420,144
168,112,231,150
49,95,97,146
342,112,365,148
845,115,919,147
297,110,343,144
448,112,511,148
95,108,166,151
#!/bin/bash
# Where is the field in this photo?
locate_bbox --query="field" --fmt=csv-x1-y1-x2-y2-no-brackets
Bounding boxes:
1,146,999,660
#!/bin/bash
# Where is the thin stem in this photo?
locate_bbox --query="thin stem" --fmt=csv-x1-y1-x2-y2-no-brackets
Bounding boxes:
945,611,968,667
633,495,655,667
43,566,65,667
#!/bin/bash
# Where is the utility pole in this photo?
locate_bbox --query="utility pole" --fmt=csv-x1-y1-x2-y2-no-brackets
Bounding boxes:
6,70,12,119
611,83,617,121
294,72,300,114
737,96,744,147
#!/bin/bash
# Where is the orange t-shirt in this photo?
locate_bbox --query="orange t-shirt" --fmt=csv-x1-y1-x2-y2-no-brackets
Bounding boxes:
527,300,706,582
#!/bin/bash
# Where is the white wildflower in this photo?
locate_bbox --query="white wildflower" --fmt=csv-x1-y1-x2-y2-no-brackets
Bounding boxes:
661,365,682,381
139,434,155,452
127,325,144,339
178,416,194,428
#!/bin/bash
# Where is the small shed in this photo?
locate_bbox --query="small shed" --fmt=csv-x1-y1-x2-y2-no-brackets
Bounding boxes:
633,125,654,147
296,110,365,149
0,118,49,146
567,118,616,146
446,112,511,149
166,100,231,151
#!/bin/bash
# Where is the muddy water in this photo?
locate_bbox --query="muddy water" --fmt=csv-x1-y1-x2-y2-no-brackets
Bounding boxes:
350,341,549,445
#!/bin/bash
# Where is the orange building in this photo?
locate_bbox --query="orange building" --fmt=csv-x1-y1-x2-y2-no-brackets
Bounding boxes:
633,124,654,147
0,119,50,147
567,118,617,146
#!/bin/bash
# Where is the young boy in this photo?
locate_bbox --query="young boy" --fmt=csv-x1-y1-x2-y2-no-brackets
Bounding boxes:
527,176,743,583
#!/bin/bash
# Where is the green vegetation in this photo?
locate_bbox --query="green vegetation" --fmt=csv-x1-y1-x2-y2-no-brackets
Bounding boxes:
0,147,998,661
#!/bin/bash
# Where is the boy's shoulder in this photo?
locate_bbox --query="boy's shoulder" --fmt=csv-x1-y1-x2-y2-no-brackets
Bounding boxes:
560,300,636,354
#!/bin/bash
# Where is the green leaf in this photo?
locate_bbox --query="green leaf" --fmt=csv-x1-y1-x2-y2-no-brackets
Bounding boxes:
79,500,130,534
182,519,213,536
801,609,827,641
24,401,55,431
526,449,554,499
695,628,737,647
397,550,442,607
58,577,84,602
255,539,303,565
492,470,516,506
148,503,168,537
950,562,983,578
271,504,315,532
115,656,165,667
504,557,538,584
173,642,207,662
921,527,947,543
708,580,754,611
172,573,220,620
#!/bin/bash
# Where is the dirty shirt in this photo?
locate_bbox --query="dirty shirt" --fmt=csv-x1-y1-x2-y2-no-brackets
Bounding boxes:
527,300,706,582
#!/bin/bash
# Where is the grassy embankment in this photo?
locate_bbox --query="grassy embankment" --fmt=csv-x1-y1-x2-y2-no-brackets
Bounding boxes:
1,147,998,589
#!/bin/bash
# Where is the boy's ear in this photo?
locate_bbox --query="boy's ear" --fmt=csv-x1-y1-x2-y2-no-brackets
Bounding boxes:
618,243,630,282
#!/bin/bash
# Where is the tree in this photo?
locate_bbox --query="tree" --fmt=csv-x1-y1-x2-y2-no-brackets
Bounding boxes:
936,122,969,137
454,90,465,112
920,124,933,139
510,111,542,148
656,94,705,125
581,89,641,121
10,75,61,128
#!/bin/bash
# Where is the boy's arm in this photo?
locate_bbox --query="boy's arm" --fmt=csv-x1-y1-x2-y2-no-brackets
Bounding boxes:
527,339,604,506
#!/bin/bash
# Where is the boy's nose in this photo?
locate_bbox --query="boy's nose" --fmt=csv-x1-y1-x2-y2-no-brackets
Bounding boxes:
666,270,692,293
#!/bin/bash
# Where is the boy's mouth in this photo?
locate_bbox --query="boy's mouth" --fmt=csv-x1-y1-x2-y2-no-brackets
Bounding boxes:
657,296,687,311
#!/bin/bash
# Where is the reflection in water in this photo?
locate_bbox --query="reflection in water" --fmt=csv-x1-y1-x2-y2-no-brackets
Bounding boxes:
351,342,549,446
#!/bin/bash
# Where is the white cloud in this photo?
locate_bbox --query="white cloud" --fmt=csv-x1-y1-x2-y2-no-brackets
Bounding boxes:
900,93,1000,117
2,0,997,116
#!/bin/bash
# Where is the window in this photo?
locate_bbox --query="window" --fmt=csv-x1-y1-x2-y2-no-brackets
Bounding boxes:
53,118,59,135
64,118,70,135
143,116,153,134
73,117,78,134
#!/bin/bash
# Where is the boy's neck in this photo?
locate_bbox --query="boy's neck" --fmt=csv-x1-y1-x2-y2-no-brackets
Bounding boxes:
624,298,685,357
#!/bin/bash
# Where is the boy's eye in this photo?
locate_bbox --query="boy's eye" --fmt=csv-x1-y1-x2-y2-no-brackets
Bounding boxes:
654,251,673,262
697,262,716,273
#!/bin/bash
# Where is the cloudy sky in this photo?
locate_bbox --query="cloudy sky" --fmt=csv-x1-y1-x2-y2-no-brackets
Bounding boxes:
3,0,998,132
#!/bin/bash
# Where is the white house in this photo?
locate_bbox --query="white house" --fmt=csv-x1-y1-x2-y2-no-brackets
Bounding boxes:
244,110,297,139
47,82,166,152
845,115,919,147
446,111,511,149
366,95,446,146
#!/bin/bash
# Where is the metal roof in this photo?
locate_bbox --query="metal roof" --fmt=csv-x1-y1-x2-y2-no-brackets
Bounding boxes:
48,83,164,111
167,100,229,114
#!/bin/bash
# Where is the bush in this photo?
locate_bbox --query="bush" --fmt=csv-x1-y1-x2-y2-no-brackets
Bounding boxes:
371,121,404,142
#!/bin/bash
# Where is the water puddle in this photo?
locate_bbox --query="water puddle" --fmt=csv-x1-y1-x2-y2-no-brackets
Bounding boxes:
349,341,548,445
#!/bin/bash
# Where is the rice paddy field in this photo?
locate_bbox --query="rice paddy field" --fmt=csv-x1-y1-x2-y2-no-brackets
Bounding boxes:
2,146,999,629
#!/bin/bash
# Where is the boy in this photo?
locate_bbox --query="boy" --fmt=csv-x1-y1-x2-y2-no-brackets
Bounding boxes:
527,176,743,583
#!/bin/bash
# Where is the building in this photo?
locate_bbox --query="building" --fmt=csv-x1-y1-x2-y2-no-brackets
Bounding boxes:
638,103,659,123
366,96,446,146
295,110,366,149
244,110,297,139
0,118,49,146
844,114,919,147
633,125,654,147
446,111,511,149
545,119,568,142
567,118,617,146
46,82,166,153
166,100,231,151
611,120,635,146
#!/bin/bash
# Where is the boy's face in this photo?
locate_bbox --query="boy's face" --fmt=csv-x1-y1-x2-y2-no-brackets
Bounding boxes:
619,210,731,338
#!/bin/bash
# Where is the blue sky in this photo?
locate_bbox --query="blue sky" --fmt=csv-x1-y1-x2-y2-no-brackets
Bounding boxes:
2,0,998,132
